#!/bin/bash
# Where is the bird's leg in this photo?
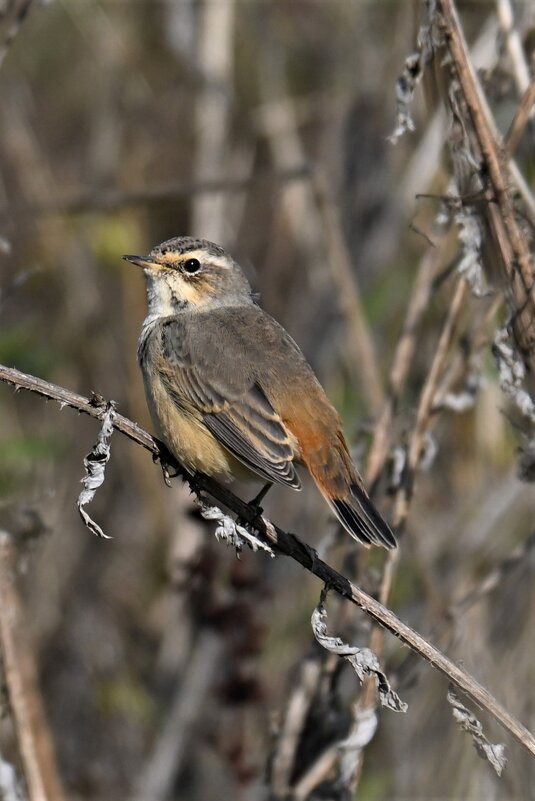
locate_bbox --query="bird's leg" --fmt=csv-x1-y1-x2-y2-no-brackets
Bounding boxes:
235,481,273,542
153,443,185,486
248,481,273,513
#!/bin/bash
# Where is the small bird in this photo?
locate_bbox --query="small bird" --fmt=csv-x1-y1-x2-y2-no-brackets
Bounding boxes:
124,237,395,549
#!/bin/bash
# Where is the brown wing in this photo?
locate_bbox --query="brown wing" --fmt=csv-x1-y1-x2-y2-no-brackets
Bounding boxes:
157,315,301,489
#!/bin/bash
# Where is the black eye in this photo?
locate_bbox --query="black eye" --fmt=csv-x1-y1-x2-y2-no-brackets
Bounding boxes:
183,258,201,274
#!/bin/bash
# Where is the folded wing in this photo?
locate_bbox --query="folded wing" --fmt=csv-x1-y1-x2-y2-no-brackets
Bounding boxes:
157,317,301,489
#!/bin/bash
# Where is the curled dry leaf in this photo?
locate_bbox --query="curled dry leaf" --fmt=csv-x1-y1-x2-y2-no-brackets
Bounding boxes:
77,401,116,539
311,591,407,714
199,503,275,557
389,52,421,144
338,705,379,786
493,327,535,424
447,687,507,776
455,207,490,298
492,326,535,480
389,2,441,144
388,446,407,492
436,362,484,414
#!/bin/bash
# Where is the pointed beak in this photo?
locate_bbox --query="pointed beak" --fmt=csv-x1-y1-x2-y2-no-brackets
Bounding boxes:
122,254,162,270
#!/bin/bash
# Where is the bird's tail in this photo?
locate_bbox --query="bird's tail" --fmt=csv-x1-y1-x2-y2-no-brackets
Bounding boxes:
289,410,396,549
327,482,396,549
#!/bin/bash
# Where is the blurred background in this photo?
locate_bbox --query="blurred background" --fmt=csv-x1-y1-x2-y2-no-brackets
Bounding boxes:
0,1,534,799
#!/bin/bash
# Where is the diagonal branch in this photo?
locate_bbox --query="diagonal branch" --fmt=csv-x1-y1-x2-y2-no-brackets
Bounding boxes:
0,362,535,760
437,0,535,367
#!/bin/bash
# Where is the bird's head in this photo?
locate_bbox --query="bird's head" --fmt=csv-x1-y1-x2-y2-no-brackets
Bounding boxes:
123,237,253,315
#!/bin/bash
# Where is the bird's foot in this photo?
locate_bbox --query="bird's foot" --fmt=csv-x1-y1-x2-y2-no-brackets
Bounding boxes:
245,481,273,520
153,448,181,487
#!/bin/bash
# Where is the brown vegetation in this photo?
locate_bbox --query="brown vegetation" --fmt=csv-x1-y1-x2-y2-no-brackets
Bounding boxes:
0,1,534,799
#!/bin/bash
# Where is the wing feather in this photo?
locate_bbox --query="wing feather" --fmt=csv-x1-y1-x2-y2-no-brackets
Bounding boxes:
204,409,300,488
158,318,301,489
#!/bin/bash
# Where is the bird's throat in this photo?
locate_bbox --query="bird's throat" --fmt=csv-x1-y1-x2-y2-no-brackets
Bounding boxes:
145,272,191,318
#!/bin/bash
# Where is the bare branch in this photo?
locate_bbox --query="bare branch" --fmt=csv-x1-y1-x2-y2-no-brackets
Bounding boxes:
395,277,468,522
0,363,535,760
437,0,535,368
190,0,235,243
366,242,442,487
269,659,322,798
0,531,67,801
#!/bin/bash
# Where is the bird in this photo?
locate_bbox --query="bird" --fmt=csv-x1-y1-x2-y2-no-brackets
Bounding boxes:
123,237,396,549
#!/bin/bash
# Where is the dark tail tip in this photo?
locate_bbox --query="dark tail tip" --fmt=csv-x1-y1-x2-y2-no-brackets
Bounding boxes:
331,485,396,549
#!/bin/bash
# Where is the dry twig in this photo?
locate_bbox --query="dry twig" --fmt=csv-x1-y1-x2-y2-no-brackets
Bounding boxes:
341,274,471,792
365,240,447,488
269,659,323,798
398,276,468,517
0,532,66,801
505,79,535,158
0,363,534,760
438,0,535,368
495,0,532,95
190,0,235,243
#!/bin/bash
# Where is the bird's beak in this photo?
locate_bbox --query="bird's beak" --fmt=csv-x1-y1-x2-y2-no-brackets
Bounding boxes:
122,254,163,270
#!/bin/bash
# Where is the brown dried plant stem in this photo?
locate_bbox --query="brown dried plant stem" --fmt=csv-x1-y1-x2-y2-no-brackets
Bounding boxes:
1,364,535,759
438,0,535,365
505,78,535,158
270,658,323,798
0,532,67,801
351,278,469,794
191,0,235,242
366,241,446,488
496,0,531,97
258,72,384,418
397,277,468,522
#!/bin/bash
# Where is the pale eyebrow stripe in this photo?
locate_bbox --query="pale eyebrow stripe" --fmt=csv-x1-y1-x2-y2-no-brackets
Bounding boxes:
163,250,231,270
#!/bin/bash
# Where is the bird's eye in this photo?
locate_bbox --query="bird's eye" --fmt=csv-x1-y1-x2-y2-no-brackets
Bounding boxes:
182,258,201,274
